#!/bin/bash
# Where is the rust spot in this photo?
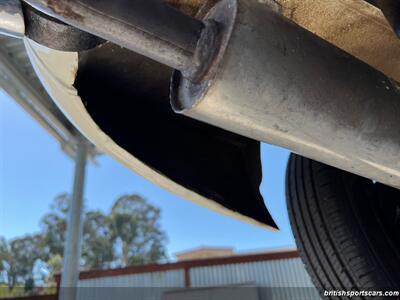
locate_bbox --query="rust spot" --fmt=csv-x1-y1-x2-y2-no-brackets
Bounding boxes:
166,0,204,16
46,0,84,21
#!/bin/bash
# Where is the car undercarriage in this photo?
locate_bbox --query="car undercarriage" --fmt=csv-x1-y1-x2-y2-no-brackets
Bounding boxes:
1,0,400,294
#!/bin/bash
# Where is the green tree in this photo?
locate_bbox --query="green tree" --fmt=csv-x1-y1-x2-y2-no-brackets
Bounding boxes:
110,195,167,267
39,194,69,259
0,237,14,289
0,237,8,274
0,235,44,292
46,254,63,276
0,192,168,293
39,197,115,271
11,235,44,290
81,211,114,270
43,254,63,288
39,193,166,270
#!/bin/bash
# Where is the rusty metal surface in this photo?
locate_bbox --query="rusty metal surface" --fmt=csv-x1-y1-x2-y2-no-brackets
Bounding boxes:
22,0,400,80
167,0,204,16
277,0,400,82
23,0,205,71
23,3,104,51
22,0,223,81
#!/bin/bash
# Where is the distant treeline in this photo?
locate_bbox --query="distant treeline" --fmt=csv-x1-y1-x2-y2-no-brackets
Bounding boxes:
0,194,167,294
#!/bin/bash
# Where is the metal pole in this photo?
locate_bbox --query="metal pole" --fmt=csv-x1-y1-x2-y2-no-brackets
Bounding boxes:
59,138,88,300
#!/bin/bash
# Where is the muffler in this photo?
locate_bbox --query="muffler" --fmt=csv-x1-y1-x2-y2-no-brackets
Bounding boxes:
171,0,400,189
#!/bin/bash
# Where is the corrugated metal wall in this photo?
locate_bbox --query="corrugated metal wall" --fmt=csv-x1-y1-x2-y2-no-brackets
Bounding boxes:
77,270,185,300
76,258,320,300
189,257,320,300
78,270,185,287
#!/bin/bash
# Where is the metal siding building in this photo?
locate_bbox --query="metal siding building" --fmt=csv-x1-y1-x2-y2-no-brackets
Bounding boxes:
189,258,320,300
76,270,185,300
78,270,185,288
72,251,320,300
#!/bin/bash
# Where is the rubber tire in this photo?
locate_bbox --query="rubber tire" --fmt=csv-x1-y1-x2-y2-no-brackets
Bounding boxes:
286,153,400,295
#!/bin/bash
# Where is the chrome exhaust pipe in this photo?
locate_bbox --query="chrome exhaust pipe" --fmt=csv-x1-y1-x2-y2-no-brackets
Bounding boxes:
171,0,400,189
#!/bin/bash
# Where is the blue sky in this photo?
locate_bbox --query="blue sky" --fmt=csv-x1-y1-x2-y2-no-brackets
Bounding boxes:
0,90,294,259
